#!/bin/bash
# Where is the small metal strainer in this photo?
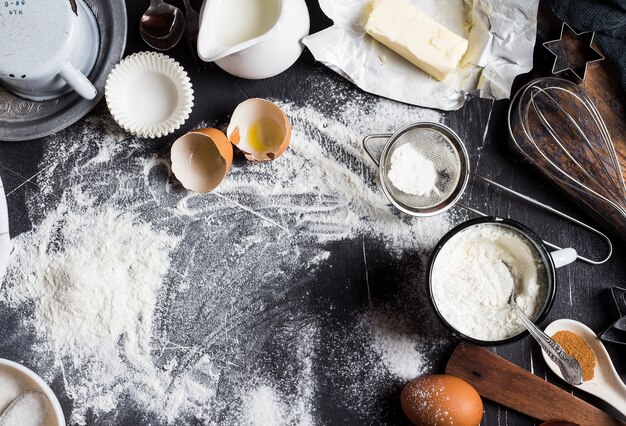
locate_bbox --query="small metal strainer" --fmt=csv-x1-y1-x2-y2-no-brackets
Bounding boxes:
363,122,612,265
364,122,469,216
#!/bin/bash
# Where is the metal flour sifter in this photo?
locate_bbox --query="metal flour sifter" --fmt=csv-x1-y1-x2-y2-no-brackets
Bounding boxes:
363,121,612,265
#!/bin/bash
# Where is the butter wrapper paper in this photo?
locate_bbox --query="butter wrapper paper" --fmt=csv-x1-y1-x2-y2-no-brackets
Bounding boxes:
303,0,539,111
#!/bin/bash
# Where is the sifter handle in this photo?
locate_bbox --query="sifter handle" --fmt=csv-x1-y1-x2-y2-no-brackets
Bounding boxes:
470,173,613,265
363,134,392,167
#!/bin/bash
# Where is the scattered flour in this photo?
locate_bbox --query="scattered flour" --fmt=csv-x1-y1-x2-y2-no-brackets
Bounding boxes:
7,207,178,353
388,144,438,196
0,77,455,424
369,313,427,381
243,385,287,426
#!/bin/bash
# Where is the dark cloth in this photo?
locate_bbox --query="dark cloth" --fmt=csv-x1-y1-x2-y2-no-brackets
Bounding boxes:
550,0,626,93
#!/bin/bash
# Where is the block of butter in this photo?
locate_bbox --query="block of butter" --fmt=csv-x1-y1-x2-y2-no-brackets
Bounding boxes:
365,0,469,81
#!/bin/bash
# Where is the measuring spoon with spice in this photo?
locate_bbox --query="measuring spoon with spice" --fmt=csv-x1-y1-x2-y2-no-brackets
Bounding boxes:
543,319,626,417
508,285,583,386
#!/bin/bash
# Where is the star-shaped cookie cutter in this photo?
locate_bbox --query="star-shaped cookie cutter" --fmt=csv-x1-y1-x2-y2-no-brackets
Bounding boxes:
599,286,626,345
543,22,605,84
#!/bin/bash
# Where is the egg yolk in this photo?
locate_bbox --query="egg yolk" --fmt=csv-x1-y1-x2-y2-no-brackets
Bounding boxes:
245,117,284,153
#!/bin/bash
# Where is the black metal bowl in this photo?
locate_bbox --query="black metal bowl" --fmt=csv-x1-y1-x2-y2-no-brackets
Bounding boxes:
427,216,557,346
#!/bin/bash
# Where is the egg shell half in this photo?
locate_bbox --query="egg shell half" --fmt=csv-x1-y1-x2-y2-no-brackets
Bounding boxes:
401,374,483,426
227,98,291,162
170,128,233,193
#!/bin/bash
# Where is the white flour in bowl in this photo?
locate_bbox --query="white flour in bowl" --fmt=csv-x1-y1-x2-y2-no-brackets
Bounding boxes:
431,223,548,341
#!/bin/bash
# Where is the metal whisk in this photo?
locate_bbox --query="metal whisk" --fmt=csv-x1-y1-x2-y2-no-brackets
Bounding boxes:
509,77,626,243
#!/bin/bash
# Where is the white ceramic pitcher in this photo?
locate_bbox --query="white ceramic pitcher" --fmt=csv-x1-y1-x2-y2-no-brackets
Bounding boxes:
197,0,310,79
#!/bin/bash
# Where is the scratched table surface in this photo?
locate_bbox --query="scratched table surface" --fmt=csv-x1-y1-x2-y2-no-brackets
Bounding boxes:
1,1,625,425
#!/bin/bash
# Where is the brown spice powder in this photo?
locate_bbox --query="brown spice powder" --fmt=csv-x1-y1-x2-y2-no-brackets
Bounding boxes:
552,330,595,381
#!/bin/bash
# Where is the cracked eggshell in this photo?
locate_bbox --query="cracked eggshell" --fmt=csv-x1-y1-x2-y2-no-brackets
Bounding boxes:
227,98,291,162
170,128,233,193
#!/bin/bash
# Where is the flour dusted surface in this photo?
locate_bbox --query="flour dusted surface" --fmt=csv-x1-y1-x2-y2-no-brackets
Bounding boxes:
19,207,176,352
0,78,454,424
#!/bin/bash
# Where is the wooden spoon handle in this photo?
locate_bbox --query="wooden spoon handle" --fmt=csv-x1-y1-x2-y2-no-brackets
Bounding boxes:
445,342,623,426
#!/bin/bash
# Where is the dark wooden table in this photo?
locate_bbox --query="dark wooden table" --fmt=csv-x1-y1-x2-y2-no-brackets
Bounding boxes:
0,1,624,425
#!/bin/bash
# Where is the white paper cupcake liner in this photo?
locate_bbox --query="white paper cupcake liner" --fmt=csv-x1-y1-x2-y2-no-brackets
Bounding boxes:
105,52,194,139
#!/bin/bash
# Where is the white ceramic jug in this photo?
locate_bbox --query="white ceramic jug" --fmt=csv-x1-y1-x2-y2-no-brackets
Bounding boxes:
197,0,310,79
0,0,100,101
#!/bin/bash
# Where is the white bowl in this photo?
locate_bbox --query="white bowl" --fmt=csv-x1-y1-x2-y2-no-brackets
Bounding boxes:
105,52,194,139
0,358,65,425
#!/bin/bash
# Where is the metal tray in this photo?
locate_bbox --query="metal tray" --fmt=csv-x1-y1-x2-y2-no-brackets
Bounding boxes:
0,0,127,142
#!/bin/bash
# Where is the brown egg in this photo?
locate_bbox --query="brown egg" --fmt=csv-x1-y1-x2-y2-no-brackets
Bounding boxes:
170,128,233,193
401,375,483,426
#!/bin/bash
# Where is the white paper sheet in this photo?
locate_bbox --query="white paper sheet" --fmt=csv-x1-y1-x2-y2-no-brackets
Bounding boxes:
0,177,11,284
303,0,539,110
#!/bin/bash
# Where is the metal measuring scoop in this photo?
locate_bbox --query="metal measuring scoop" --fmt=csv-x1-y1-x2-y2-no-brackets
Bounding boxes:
140,0,186,51
508,286,583,386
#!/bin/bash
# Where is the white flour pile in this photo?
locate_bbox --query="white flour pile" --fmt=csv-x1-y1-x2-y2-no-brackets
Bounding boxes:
0,77,455,424
243,385,288,426
6,207,177,353
388,144,438,196
431,223,547,341
368,313,428,381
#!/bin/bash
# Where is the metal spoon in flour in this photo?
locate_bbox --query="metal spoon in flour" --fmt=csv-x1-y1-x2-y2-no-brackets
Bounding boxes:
509,288,583,385
0,391,50,426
